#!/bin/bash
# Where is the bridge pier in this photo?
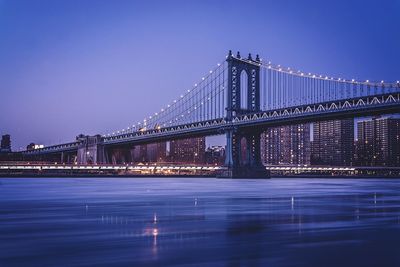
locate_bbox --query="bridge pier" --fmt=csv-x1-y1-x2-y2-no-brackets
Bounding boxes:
223,129,269,178
77,135,106,164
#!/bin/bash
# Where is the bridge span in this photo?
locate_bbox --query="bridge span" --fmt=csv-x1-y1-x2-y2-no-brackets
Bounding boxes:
18,51,400,177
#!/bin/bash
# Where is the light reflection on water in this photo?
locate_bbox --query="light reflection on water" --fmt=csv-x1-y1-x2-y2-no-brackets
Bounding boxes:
0,178,400,266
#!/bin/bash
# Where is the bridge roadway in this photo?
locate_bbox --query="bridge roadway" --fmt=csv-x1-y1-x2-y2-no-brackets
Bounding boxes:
22,91,400,156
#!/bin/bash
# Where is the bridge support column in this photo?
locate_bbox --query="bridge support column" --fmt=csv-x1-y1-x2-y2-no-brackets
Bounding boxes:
222,129,268,178
224,128,240,172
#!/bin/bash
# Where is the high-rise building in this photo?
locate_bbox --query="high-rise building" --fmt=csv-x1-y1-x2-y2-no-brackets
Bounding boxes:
311,119,354,166
356,116,400,166
169,137,205,164
0,134,11,153
261,124,311,165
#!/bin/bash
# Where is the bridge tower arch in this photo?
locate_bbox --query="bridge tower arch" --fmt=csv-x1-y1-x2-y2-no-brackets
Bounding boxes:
224,50,267,178
240,70,248,110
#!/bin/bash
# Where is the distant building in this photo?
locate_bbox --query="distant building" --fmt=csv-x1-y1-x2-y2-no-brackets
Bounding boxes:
132,144,148,163
169,137,205,164
205,146,225,165
311,119,354,166
261,124,311,165
0,134,11,153
132,142,167,163
147,142,167,162
356,116,400,166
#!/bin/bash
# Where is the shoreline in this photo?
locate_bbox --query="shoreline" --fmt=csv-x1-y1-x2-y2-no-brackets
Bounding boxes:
1,173,400,178
1,163,400,178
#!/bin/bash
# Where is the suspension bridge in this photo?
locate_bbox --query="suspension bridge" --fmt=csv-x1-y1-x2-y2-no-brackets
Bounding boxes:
21,51,400,177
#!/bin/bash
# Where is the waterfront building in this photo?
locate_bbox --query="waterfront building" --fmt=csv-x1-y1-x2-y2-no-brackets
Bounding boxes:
131,142,167,163
261,124,311,165
311,119,354,166
169,137,205,164
205,146,225,165
356,116,400,166
0,134,11,153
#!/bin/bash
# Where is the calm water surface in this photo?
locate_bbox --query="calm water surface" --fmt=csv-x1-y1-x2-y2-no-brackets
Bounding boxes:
1,177,400,267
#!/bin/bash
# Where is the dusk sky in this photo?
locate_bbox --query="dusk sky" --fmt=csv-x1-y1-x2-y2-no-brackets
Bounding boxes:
1,0,399,149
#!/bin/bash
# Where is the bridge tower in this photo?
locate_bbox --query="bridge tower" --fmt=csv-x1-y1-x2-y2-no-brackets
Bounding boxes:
224,50,268,178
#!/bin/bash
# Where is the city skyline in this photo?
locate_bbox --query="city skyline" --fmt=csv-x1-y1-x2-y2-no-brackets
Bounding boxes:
4,115,399,151
1,0,400,149
6,114,400,168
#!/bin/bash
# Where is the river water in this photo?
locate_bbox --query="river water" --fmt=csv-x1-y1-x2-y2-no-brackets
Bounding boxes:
0,178,399,266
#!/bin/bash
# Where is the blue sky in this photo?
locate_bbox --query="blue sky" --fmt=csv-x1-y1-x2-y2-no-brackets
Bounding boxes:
1,0,399,149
